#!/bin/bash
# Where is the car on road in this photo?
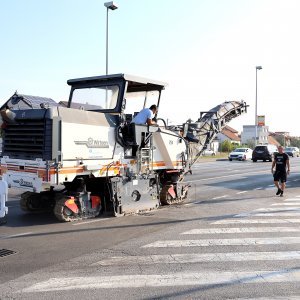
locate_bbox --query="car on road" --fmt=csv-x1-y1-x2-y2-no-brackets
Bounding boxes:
202,149,216,156
252,144,278,162
284,146,300,157
228,147,253,161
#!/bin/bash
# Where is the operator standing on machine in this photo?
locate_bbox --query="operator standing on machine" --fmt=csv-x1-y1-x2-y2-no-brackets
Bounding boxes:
131,105,157,125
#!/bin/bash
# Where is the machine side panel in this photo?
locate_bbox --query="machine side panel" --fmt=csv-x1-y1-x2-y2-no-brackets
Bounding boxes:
57,107,117,160
152,130,186,169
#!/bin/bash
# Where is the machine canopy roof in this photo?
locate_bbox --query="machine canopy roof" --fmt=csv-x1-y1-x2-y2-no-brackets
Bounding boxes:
67,73,167,93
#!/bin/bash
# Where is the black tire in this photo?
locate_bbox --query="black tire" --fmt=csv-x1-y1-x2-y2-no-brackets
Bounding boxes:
160,185,176,205
229,158,232,161
20,192,47,213
253,159,257,162
162,193,173,205
0,215,7,225
20,194,30,212
54,197,75,222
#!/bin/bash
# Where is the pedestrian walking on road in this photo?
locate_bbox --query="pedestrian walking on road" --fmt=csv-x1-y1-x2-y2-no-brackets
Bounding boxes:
271,145,290,197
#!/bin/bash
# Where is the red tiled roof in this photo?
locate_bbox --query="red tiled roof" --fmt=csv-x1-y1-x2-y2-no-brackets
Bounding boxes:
223,125,238,133
221,126,240,141
268,135,280,146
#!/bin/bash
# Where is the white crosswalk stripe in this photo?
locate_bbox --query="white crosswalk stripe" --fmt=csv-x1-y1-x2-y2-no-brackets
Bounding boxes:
22,269,300,292
21,194,300,297
235,212,300,217
234,206,300,217
94,251,300,266
142,237,300,248
254,207,300,212
213,218,300,224
232,297,300,300
181,227,300,235
283,199,300,202
251,213,300,217
271,203,300,206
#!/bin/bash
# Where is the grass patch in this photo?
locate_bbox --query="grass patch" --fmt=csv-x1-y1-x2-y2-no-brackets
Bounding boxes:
199,152,229,160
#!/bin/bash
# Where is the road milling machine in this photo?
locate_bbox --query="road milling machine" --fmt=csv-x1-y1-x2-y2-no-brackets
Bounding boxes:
0,74,247,221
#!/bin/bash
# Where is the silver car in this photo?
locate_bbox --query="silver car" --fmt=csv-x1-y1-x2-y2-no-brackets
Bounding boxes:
284,147,300,157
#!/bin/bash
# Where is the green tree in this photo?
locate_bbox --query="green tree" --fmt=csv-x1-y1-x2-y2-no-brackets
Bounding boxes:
290,137,300,148
221,140,234,152
246,139,255,149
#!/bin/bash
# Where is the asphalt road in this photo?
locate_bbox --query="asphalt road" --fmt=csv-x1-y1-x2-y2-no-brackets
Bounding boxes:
1,158,300,299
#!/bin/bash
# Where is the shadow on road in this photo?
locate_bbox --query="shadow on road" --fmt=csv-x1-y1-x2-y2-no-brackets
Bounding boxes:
141,267,300,300
4,199,59,227
2,211,245,239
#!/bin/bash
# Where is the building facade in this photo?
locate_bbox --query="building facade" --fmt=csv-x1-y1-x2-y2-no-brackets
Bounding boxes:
241,125,269,145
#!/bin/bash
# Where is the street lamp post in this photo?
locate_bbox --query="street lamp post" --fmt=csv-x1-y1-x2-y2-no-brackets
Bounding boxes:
104,1,118,75
255,65,262,145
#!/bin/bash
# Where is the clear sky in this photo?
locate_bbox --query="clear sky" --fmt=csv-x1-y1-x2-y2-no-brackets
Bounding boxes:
1,0,300,135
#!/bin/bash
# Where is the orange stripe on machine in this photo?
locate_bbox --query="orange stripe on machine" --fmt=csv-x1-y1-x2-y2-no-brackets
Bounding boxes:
1,165,85,176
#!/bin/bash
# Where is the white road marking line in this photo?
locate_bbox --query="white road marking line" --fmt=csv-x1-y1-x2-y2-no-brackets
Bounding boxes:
0,232,33,239
72,219,109,226
236,191,248,194
272,203,300,206
212,195,228,200
265,187,274,190
232,296,300,300
94,251,300,266
22,269,300,291
254,207,300,212
181,227,300,235
293,179,299,182
142,237,300,248
186,174,247,183
284,198,300,202
213,219,300,224
234,212,252,217
255,187,263,190
235,209,300,217
253,213,300,217
185,169,268,183
268,184,274,187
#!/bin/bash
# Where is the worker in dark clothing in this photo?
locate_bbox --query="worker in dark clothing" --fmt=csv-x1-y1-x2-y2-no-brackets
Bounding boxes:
271,145,290,196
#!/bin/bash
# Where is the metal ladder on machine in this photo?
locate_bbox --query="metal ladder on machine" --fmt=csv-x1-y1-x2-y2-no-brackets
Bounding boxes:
137,134,153,174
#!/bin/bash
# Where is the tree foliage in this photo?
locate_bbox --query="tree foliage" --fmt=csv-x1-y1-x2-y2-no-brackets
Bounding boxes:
220,139,257,152
245,139,255,149
271,135,300,148
220,140,234,152
290,137,300,148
